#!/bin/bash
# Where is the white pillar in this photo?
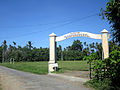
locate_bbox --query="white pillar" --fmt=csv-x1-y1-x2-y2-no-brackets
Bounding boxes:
101,29,109,59
48,33,57,72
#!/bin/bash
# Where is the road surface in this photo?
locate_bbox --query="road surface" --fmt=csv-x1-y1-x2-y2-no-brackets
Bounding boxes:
0,66,91,90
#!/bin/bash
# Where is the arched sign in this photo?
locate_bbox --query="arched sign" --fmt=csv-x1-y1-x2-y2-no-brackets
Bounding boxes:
56,32,102,42
48,29,109,73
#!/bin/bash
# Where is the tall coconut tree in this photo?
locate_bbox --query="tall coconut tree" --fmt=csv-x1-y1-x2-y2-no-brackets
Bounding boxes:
28,41,33,50
2,40,7,63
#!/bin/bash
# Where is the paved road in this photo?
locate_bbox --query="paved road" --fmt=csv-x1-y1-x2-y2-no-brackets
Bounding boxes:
0,66,91,90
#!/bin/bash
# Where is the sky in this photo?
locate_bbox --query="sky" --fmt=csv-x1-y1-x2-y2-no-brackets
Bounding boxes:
0,0,111,48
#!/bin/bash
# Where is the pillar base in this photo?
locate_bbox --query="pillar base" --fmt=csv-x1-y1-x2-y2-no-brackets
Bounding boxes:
48,62,58,73
48,62,54,73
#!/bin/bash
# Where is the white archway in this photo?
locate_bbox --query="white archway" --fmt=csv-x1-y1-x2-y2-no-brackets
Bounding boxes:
48,29,109,73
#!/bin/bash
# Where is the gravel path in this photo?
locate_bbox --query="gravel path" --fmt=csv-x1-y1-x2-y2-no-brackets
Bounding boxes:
0,66,92,90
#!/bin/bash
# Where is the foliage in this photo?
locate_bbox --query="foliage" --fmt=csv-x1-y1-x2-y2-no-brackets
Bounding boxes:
85,79,113,90
92,49,120,80
0,40,116,62
109,40,120,52
105,49,120,87
0,47,2,63
0,41,49,62
83,41,120,89
70,40,83,51
62,40,103,61
2,40,7,63
83,53,99,63
62,40,84,60
88,46,120,90
101,0,120,43
63,50,84,61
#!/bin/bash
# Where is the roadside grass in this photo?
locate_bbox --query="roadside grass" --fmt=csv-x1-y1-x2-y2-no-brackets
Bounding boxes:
0,62,48,74
84,78,119,90
57,61,89,73
0,84,2,90
0,61,89,74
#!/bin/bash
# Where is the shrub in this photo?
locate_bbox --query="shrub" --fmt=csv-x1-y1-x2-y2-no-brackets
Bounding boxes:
90,49,120,89
105,50,120,87
85,78,113,90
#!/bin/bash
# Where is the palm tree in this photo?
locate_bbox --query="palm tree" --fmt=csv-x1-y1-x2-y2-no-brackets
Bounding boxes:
83,42,90,56
13,41,16,50
13,41,16,46
2,40,7,63
28,41,33,50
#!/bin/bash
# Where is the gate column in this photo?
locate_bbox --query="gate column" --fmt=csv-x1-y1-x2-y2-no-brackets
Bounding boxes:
101,29,109,59
48,33,57,73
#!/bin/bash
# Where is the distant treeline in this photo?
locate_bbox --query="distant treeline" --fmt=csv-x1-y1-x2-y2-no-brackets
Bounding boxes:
0,40,118,62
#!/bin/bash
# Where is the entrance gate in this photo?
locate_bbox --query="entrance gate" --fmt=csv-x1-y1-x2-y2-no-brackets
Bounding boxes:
48,29,109,73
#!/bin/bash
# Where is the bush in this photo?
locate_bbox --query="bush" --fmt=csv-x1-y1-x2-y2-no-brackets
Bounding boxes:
85,49,120,90
85,78,113,90
105,49,120,87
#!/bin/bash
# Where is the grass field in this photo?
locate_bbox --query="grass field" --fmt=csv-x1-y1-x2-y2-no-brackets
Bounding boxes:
0,84,2,90
57,61,89,73
0,62,48,74
0,61,89,74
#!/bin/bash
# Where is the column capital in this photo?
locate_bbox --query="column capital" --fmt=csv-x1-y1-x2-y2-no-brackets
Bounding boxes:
101,29,108,33
49,33,56,37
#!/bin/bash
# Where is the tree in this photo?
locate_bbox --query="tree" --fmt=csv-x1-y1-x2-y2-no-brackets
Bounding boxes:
95,42,102,60
109,40,119,52
8,45,14,61
83,42,90,56
13,41,16,46
89,42,95,53
0,46,2,62
57,45,62,60
101,0,120,43
71,40,83,51
2,40,7,63
27,41,33,50
63,40,84,61
12,41,16,51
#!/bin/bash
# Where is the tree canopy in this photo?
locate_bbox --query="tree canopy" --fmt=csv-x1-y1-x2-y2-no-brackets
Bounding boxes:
101,0,120,43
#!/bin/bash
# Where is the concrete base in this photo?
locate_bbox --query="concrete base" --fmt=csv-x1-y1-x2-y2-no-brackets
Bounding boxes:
48,62,58,73
48,63,54,73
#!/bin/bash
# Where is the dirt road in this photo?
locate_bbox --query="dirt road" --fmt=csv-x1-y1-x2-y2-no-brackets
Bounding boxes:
0,66,91,90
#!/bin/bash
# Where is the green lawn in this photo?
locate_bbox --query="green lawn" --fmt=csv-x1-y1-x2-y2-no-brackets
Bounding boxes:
57,61,89,73
0,62,48,74
0,84,2,90
0,61,89,74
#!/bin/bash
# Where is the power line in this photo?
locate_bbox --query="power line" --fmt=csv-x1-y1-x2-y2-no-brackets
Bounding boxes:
0,22,70,39
0,19,71,29
0,13,98,40
0,13,98,29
